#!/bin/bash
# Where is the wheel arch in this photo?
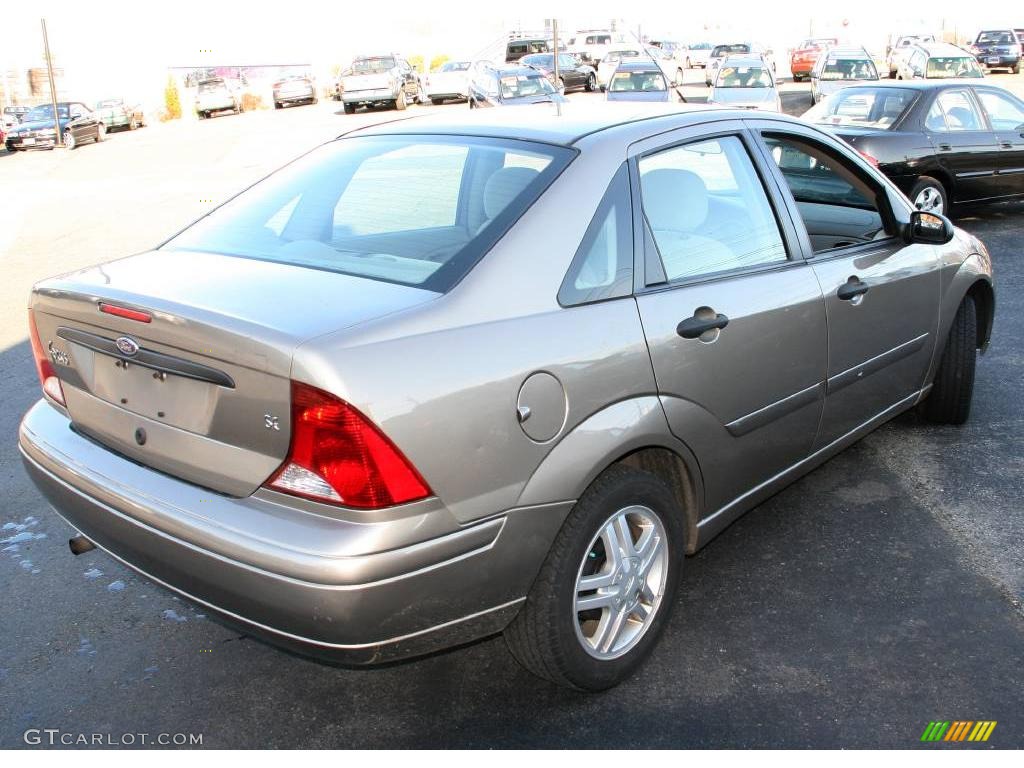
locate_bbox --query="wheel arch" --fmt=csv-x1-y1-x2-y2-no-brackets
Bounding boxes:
966,277,995,351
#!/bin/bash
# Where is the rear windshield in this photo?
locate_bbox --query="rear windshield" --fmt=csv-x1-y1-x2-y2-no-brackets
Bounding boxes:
712,44,750,57
352,57,395,73
603,50,641,62
498,72,556,98
716,65,773,87
977,31,1015,45
820,57,879,81
609,70,666,91
926,56,983,78
804,87,917,129
440,61,471,72
164,136,574,292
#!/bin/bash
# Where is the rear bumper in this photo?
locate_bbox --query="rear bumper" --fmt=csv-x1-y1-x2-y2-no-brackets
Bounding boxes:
19,399,570,663
975,54,1020,67
343,88,398,104
275,91,316,103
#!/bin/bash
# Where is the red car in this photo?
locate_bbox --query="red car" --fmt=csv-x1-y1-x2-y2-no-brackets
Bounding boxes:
790,38,838,81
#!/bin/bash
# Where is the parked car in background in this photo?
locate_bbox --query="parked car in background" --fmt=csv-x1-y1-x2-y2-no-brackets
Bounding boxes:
597,49,643,89
423,60,473,104
708,56,781,111
705,43,774,86
810,47,880,104
340,54,422,114
685,42,713,69
790,38,838,81
195,78,243,119
506,38,549,63
645,46,685,86
20,105,992,692
969,30,1021,74
273,76,317,109
647,41,684,61
520,53,597,93
4,102,104,151
94,98,145,131
3,105,29,129
803,81,1024,214
565,29,625,68
605,61,673,102
887,34,937,77
468,64,566,107
895,43,984,81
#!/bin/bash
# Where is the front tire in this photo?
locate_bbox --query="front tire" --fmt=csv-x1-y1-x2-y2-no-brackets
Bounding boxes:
63,129,76,150
95,123,105,142
910,176,948,216
343,103,356,114
395,91,407,111
504,466,684,691
923,296,978,425
585,73,596,92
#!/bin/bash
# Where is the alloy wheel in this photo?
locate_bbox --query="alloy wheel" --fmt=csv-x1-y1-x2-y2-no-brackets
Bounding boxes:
914,185,944,214
573,505,669,660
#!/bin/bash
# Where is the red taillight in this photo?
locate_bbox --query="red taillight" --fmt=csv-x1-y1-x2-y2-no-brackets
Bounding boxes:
99,302,151,323
857,150,880,168
266,381,431,509
28,310,65,406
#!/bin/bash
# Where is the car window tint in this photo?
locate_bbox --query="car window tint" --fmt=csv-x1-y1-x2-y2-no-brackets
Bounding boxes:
925,100,949,131
559,164,633,305
977,90,1024,130
764,134,887,253
936,90,983,130
639,136,787,281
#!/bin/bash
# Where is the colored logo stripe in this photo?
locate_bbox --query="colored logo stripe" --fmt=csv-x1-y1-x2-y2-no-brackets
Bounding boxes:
921,721,996,742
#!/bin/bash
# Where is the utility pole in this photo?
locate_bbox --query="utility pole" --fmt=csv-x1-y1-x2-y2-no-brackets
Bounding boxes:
41,18,61,147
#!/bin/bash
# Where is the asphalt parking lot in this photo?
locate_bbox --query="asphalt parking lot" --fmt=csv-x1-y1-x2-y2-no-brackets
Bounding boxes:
1,68,1022,748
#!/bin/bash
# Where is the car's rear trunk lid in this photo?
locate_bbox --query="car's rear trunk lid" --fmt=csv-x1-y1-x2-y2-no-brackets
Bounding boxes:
31,249,436,497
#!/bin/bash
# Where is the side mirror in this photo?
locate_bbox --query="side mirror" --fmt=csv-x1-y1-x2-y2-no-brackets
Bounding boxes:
904,210,954,245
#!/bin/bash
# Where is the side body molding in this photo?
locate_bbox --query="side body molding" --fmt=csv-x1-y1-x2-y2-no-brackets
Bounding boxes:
516,396,705,525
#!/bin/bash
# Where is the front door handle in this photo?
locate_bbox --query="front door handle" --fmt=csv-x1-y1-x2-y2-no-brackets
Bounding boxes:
677,312,729,339
1000,141,1013,149
837,277,870,301
938,142,952,152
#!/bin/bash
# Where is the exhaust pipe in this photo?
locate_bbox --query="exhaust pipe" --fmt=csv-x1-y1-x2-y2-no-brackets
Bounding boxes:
69,535,96,556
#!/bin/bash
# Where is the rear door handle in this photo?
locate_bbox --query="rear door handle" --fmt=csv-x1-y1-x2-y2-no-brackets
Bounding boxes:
1000,141,1013,149
938,143,952,152
837,277,869,301
677,312,729,339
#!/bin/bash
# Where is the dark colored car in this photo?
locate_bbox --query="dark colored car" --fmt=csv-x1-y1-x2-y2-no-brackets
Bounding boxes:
4,102,105,151
605,61,672,102
505,38,549,63
467,65,567,108
94,98,145,131
803,81,1024,215
273,76,317,109
520,53,597,92
970,30,1021,74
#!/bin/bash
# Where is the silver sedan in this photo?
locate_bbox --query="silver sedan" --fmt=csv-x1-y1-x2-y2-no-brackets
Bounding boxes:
21,104,994,690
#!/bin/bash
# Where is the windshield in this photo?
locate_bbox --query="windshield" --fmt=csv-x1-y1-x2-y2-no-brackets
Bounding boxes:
977,31,1015,45
712,44,750,58
820,58,879,81
498,72,556,98
198,80,226,93
926,56,983,78
25,104,69,120
352,57,396,73
164,136,573,292
440,61,470,72
804,87,917,129
716,66,773,87
609,70,667,92
96,99,123,108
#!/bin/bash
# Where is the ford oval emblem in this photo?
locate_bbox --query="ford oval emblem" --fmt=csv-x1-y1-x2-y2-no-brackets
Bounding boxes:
115,336,140,357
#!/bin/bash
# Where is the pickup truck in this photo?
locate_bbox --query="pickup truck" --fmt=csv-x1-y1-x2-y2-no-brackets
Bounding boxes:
340,54,422,113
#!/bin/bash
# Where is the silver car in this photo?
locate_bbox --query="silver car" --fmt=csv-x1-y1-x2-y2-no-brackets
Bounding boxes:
20,105,994,691
708,56,781,111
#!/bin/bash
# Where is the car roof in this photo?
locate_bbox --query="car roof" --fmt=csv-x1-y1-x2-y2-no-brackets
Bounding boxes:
343,102,807,146
822,46,872,58
615,60,663,72
720,55,768,68
914,42,972,55
824,79,979,92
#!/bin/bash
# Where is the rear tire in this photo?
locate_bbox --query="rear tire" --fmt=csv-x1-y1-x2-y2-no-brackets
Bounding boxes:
95,123,105,143
1012,64,1021,75
395,91,407,111
923,296,977,425
504,465,684,691
910,176,948,216
431,97,443,105
343,103,356,114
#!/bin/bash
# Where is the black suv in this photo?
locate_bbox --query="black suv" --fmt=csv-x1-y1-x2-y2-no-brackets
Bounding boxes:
520,53,597,92
506,39,549,63
970,30,1021,74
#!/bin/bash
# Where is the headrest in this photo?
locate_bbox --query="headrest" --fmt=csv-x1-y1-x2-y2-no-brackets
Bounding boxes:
640,168,709,232
483,166,540,219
